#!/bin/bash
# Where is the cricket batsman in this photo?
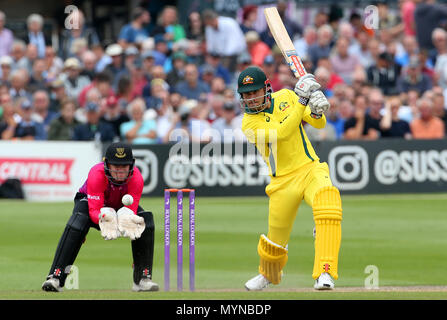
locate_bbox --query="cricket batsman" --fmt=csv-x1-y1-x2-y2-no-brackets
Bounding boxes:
42,142,159,292
238,66,342,290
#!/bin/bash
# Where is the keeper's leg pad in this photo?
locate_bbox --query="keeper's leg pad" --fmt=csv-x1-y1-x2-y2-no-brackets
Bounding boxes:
312,186,342,280
132,209,155,284
48,209,91,286
257,234,288,285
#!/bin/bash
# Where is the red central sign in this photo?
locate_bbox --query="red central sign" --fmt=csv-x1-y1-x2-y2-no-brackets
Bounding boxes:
0,158,74,184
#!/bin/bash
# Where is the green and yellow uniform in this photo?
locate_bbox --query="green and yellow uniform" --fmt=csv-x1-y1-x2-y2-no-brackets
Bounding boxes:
242,87,342,282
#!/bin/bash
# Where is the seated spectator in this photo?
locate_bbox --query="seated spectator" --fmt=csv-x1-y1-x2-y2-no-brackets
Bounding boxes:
100,96,130,137
293,26,317,59
0,93,20,139
63,57,91,101
349,29,375,68
24,13,50,58
429,28,447,66
145,78,169,111
240,5,257,34
13,99,46,140
308,24,333,67
103,44,126,89
0,56,13,86
30,90,58,136
132,58,150,98
431,87,447,134
398,89,420,123
304,109,337,141
329,36,360,84
316,57,344,91
72,102,116,142
395,35,419,68
92,43,112,73
245,31,271,67
47,99,80,140
10,40,28,71
151,6,186,50
324,97,349,139
45,46,64,79
211,102,244,142
0,10,13,57
117,7,150,49
80,50,98,80
157,92,185,141
78,71,113,108
22,44,38,74
410,98,445,139
120,98,157,144
186,12,204,41
9,69,31,103
314,67,333,98
344,89,383,140
174,63,210,100
28,58,48,93
166,51,187,87
367,52,401,96
397,55,433,95
152,34,169,69
200,52,231,85
116,75,133,110
380,96,412,139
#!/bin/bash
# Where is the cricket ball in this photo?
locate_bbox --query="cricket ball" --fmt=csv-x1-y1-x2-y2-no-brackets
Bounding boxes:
122,194,134,206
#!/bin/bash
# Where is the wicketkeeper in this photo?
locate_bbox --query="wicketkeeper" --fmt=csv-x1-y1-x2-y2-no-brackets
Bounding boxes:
42,142,159,292
238,66,342,290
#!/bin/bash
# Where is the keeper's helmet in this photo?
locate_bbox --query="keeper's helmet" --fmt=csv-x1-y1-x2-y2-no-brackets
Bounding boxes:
103,142,135,185
237,66,273,114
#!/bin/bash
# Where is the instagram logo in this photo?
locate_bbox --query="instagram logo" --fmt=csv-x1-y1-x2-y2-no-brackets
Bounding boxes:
328,146,369,190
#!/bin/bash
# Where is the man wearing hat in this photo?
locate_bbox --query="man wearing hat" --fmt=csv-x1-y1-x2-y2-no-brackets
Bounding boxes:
0,55,13,85
366,51,401,96
237,66,342,291
42,142,159,292
12,99,46,140
104,43,126,89
63,57,91,100
396,55,433,95
166,51,187,87
72,102,116,142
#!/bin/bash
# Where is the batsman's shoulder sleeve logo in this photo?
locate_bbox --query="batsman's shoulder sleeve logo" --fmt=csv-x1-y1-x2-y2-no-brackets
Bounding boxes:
242,75,254,85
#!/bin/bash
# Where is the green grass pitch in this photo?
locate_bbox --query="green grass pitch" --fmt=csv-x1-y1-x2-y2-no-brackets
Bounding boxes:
1,193,447,300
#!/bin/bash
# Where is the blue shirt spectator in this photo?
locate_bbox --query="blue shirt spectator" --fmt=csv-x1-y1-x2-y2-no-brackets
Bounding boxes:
72,102,116,142
174,64,210,100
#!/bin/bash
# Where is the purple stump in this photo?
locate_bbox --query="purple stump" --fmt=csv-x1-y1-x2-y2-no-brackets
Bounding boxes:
164,189,170,291
177,190,183,291
189,190,195,291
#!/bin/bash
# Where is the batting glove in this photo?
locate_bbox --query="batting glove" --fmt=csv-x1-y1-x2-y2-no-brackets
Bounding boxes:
117,207,145,240
294,74,321,99
99,207,120,240
308,90,330,119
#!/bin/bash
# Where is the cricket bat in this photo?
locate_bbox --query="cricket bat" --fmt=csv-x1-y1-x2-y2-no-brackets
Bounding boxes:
264,6,307,79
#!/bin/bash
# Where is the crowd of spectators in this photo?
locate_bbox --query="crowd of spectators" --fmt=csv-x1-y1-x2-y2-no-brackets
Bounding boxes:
0,0,446,144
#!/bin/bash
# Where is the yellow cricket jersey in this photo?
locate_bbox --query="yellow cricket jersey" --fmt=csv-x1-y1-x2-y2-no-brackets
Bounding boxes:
242,89,326,177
